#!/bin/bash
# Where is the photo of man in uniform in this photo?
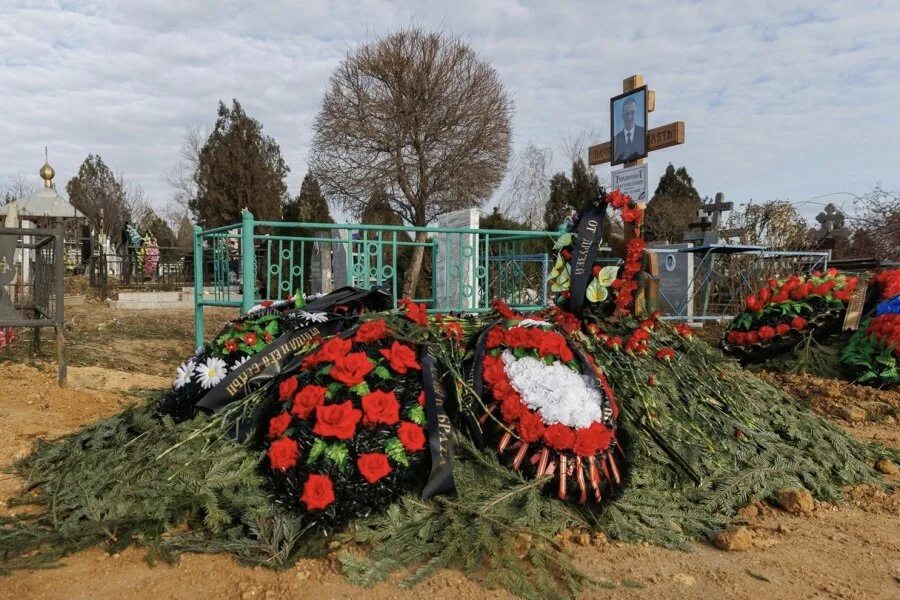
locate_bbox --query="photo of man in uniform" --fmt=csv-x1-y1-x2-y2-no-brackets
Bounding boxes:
611,87,647,165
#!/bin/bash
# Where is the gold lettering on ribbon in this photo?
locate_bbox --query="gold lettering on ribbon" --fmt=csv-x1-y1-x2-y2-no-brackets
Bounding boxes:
224,326,322,396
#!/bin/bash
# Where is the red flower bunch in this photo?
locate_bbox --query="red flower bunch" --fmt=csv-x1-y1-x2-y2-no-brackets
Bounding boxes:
865,313,900,356
491,325,574,362
442,321,464,342
491,298,518,320
607,189,631,209
726,316,808,347
745,271,858,313
399,297,427,326
674,323,693,339
548,306,581,334
873,269,900,300
612,237,646,316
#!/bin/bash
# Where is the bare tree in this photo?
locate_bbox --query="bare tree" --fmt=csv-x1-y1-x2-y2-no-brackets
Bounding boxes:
727,200,810,249
562,126,601,165
310,27,513,295
2,172,38,204
497,143,552,229
167,125,207,210
837,184,900,260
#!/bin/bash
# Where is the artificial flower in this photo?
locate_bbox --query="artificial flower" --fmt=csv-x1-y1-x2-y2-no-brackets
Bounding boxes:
223,339,239,353
291,384,327,419
397,421,426,452
243,332,258,346
517,410,546,442
300,473,335,510
329,352,374,386
379,342,420,374
486,327,505,348
279,376,299,401
305,337,352,366
791,316,808,331
268,436,300,471
357,453,392,484
573,423,613,457
268,412,292,439
355,319,390,343
312,401,362,440
655,347,676,361
174,360,195,389
543,423,576,451
361,389,401,425
399,298,428,326
194,357,228,389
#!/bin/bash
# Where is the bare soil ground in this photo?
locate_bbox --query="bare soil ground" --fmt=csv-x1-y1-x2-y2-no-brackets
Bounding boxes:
0,303,898,600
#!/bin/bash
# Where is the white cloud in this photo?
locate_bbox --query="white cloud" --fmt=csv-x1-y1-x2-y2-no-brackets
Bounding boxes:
1,0,898,225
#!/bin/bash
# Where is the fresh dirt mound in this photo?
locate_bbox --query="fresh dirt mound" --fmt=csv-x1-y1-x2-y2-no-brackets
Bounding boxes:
66,366,170,392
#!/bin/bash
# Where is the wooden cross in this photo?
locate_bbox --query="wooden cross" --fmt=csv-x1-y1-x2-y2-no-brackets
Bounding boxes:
588,75,685,168
700,193,734,229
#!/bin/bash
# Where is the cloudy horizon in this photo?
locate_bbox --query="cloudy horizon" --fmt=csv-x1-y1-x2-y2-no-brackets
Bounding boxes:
2,0,898,225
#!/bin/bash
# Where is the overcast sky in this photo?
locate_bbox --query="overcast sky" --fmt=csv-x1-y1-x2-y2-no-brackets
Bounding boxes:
2,0,898,223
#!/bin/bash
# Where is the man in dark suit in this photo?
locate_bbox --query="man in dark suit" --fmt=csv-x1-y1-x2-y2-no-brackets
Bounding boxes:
613,97,645,163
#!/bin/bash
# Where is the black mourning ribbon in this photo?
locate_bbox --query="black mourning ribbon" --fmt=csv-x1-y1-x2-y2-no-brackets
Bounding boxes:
568,202,608,318
420,346,457,499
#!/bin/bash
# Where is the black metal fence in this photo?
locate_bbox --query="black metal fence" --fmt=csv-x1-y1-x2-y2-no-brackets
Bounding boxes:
0,219,66,385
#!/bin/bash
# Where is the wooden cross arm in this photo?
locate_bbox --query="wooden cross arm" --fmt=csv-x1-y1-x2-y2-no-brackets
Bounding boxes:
588,121,685,166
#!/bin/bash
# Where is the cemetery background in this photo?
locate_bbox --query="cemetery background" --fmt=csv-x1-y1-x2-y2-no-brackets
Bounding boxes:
1,22,900,599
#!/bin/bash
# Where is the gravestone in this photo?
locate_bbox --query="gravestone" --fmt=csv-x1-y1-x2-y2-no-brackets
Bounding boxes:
310,232,333,294
0,234,17,319
332,230,349,289
435,208,479,311
650,243,694,318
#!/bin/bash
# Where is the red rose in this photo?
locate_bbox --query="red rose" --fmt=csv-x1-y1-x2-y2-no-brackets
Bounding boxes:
517,411,545,442
268,412,292,439
726,331,740,345
486,327,505,348
291,384,327,419
746,331,760,345
224,339,239,353
243,332,258,346
776,323,791,336
361,389,401,425
417,390,426,407
357,452,392,484
379,342,420,374
791,317,807,330
500,395,529,422
300,473,335,510
543,423,576,451
573,423,613,457
268,437,300,471
758,326,775,341
312,401,362,439
397,421,426,452
330,352,374,386
279,376,299,401
306,337,352,366
355,319,390,343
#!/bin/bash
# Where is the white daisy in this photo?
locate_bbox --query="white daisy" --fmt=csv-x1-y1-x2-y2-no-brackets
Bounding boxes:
297,310,329,323
194,357,228,389
173,360,195,389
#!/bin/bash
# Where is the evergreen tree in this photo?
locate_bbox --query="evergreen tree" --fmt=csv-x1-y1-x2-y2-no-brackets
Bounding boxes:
137,208,176,247
544,173,573,231
569,158,600,214
66,154,129,242
191,100,289,227
283,173,332,224
542,159,600,230
645,164,702,243
653,163,701,200
174,213,194,249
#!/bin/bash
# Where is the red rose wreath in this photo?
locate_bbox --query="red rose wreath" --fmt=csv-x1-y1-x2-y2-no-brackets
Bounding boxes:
262,319,430,526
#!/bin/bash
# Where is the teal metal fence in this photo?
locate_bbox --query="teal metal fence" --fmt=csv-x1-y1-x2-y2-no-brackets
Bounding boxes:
193,210,560,347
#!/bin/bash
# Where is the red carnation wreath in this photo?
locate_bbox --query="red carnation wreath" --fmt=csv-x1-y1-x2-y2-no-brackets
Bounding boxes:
472,319,622,505
262,318,430,526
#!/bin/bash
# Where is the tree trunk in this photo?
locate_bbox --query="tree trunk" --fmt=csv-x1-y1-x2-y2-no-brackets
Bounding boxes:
402,230,430,299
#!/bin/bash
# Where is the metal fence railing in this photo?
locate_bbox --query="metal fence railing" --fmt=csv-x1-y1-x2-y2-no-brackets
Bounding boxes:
0,219,66,384
192,211,562,347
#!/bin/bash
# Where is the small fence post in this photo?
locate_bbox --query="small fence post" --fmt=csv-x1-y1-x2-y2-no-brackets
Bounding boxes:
241,210,255,314
193,225,204,349
54,219,66,386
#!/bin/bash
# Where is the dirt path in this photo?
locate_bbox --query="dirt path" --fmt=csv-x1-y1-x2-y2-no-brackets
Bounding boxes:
0,307,899,599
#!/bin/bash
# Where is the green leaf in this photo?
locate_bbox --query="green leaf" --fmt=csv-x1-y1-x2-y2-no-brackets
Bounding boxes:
327,382,342,399
325,442,350,470
374,366,391,380
407,405,426,426
553,233,573,250
317,365,332,377
385,437,409,467
307,438,327,465
350,382,371,396
265,320,279,334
